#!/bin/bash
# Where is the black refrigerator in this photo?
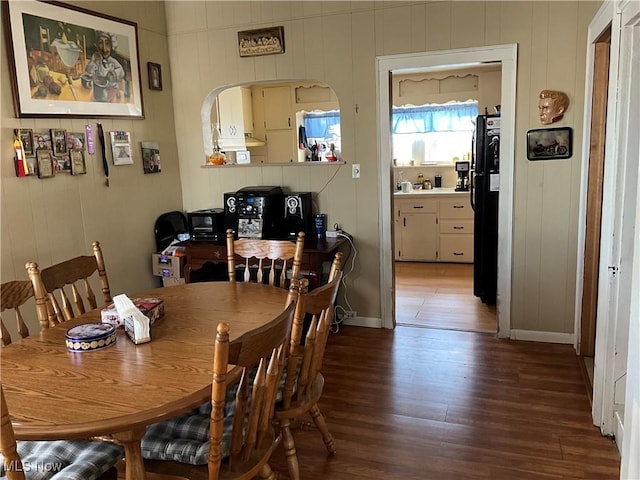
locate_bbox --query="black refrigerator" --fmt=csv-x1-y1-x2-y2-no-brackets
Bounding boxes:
471,113,500,305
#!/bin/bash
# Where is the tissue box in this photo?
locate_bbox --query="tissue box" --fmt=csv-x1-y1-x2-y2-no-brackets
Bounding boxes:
152,253,185,278
101,297,164,328
123,316,151,345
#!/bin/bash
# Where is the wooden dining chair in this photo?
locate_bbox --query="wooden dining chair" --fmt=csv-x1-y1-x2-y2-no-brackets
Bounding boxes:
141,302,296,480
0,281,34,347
276,253,343,480
226,229,305,291
0,385,124,480
25,241,112,331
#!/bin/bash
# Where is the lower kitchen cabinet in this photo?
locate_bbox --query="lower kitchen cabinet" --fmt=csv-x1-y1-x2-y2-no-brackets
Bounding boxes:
395,197,438,261
394,193,473,263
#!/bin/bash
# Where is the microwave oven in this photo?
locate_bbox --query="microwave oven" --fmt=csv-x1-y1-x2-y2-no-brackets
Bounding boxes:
187,208,225,242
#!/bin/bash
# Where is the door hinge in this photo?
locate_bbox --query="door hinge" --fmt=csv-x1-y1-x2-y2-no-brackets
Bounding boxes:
608,265,619,276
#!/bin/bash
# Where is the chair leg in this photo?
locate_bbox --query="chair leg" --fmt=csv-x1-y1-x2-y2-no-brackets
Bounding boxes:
258,463,278,480
279,418,300,480
309,403,336,455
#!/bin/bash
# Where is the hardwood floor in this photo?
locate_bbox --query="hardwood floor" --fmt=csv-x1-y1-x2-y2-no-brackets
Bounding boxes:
395,261,497,333
145,262,619,479
269,325,620,479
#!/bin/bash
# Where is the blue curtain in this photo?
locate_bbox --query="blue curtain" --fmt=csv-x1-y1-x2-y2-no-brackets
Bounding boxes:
392,102,478,134
303,111,340,138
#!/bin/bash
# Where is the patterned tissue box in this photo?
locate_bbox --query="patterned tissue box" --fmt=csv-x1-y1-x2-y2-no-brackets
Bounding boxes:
101,297,164,328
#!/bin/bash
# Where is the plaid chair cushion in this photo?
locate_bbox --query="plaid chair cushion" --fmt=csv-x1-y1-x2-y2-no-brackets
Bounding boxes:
0,439,124,480
141,400,235,465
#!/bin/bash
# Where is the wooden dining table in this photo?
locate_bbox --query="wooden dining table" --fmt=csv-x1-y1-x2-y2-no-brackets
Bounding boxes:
0,281,290,480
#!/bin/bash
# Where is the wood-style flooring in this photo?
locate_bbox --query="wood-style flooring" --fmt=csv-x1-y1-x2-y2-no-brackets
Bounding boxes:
269,325,621,479
395,261,497,333
144,262,619,479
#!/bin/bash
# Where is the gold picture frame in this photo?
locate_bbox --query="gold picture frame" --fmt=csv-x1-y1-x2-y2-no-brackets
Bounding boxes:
36,150,54,178
2,0,144,118
70,149,86,175
238,26,285,57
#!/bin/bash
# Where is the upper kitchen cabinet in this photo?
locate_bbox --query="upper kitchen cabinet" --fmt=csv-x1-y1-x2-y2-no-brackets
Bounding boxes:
213,86,247,151
203,80,341,165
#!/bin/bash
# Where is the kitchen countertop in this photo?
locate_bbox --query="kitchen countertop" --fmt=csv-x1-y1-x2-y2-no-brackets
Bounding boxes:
394,187,469,196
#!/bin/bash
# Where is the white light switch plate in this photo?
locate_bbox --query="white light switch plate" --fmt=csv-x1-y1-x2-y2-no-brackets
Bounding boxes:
352,164,360,178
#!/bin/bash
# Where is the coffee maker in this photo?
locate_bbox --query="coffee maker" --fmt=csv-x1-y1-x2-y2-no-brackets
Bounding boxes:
455,161,470,191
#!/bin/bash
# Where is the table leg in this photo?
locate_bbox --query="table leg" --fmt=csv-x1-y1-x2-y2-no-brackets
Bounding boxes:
112,428,147,480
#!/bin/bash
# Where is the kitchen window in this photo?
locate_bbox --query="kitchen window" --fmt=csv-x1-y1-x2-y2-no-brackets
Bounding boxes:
392,101,478,165
303,110,341,151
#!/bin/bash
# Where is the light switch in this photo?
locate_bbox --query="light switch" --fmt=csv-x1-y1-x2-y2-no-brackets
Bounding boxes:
352,164,360,179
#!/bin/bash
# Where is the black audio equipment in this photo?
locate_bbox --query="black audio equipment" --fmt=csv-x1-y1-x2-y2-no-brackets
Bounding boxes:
235,186,285,239
283,192,313,239
223,192,239,238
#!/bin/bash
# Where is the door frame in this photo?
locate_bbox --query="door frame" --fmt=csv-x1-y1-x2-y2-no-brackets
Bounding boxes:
576,1,625,437
376,44,517,337
617,1,640,475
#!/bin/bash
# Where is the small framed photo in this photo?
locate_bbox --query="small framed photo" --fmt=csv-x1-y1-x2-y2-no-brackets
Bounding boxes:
55,155,71,173
51,129,67,156
148,62,163,91
36,150,55,178
66,132,86,151
25,157,37,176
34,132,52,152
17,129,34,155
526,127,572,161
70,150,87,175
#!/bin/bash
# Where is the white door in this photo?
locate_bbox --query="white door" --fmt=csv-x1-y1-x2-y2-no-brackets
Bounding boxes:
618,1,640,477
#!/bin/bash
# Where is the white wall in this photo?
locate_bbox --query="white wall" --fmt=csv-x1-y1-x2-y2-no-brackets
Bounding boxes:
165,1,600,332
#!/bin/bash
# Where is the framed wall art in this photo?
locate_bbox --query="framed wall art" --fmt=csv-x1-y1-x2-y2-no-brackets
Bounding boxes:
148,62,162,91
2,1,144,118
51,129,67,155
526,127,573,161
36,150,55,178
70,150,86,175
18,128,34,155
238,26,285,57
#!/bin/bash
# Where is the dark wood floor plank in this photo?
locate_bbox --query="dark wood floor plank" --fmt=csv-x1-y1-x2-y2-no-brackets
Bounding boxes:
267,325,620,479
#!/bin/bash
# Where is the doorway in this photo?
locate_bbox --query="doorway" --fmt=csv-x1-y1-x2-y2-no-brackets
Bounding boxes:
377,45,518,337
389,65,500,334
578,24,611,394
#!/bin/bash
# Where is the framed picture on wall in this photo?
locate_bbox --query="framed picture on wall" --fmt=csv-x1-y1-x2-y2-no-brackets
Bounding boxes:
70,150,86,175
18,128,34,155
237,26,285,57
148,62,162,91
2,0,144,118
51,129,67,155
526,127,572,161
36,150,54,178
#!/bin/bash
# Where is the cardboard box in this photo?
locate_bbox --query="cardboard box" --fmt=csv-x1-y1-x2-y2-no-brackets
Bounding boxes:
101,297,164,328
162,277,186,287
152,253,185,278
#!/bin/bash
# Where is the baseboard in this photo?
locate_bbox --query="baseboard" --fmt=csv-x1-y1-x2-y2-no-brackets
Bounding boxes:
509,329,574,344
342,316,383,328
614,405,624,455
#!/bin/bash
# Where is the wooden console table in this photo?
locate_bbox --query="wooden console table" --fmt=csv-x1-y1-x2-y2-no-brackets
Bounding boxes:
182,236,348,289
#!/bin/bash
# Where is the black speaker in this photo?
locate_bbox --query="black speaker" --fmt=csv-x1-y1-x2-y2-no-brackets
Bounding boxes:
283,192,313,239
223,192,238,238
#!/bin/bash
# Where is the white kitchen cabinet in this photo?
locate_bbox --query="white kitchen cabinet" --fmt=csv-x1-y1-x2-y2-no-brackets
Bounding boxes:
262,86,293,130
394,192,474,263
259,86,297,163
216,86,245,150
264,130,296,163
395,198,438,261
438,196,474,263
